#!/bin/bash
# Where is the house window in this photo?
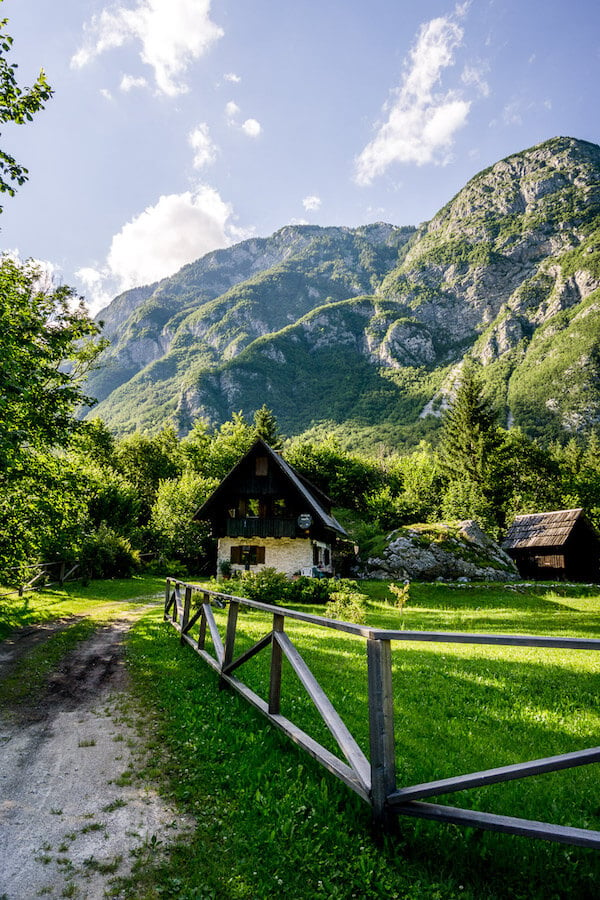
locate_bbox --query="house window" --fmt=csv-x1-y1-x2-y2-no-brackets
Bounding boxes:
230,545,266,566
255,456,268,476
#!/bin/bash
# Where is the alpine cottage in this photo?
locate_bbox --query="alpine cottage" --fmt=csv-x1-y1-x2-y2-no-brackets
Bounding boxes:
502,508,600,582
194,438,348,577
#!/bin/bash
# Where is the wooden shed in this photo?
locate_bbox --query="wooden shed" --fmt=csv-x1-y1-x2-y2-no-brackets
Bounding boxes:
502,508,600,581
194,438,348,577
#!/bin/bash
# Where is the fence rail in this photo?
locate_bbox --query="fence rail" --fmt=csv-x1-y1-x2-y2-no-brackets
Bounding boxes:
164,577,600,848
0,561,79,600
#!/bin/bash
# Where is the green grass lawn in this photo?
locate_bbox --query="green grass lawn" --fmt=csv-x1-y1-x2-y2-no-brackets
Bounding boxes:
1,576,599,898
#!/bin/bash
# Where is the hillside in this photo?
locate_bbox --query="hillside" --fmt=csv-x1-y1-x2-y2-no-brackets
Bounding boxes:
87,137,600,448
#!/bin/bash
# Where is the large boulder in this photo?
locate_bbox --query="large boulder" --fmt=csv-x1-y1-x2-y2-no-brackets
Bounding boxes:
365,520,518,581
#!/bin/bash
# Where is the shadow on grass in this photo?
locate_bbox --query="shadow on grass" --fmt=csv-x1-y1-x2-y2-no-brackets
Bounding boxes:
126,615,600,900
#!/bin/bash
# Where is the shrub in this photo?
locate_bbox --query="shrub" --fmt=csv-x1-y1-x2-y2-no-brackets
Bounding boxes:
325,589,367,624
79,524,141,580
287,576,331,605
389,581,410,612
237,568,290,606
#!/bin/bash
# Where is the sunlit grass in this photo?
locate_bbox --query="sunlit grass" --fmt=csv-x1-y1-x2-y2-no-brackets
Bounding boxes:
119,579,600,898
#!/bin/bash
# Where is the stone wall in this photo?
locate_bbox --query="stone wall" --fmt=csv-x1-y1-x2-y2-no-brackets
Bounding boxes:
218,536,317,576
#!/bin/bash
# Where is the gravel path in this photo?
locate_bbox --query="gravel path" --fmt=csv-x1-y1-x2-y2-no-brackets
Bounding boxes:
0,609,190,899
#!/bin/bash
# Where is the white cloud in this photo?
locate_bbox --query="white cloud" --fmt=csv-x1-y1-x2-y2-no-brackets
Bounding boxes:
302,195,321,212
241,118,262,138
100,88,114,100
226,103,261,137
78,186,245,312
461,63,489,97
72,0,224,97
354,6,472,184
224,72,241,83
189,122,218,168
225,100,240,120
120,73,148,91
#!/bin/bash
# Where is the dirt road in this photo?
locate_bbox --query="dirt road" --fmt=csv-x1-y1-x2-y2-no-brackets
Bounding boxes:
0,609,190,899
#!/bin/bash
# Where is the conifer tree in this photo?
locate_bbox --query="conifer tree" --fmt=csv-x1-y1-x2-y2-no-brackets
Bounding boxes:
253,404,283,449
438,362,500,530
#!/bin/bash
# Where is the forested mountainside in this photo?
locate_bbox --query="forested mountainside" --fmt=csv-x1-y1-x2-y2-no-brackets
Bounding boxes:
87,136,600,449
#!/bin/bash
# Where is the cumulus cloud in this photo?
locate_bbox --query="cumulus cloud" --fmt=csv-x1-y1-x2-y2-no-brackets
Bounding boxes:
72,0,224,97
225,100,240,120
189,123,218,168
77,186,245,313
226,102,262,137
302,195,321,212
354,5,472,184
224,72,241,83
241,118,262,137
120,73,148,91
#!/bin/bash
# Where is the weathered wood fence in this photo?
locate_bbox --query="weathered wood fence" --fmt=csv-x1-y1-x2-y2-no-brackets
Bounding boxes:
0,561,79,599
165,578,600,848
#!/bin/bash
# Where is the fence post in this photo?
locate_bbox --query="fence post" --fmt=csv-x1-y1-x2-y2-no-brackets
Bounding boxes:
269,613,285,714
181,585,192,644
164,579,171,620
198,593,209,649
224,600,239,668
367,637,396,830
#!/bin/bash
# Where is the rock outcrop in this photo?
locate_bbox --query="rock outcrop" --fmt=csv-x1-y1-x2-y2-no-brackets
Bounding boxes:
365,521,519,582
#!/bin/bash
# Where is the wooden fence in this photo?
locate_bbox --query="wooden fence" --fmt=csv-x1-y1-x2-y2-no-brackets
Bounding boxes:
0,561,79,600
164,578,600,848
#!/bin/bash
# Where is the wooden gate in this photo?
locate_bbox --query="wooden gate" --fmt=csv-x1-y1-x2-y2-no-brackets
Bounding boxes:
165,578,600,848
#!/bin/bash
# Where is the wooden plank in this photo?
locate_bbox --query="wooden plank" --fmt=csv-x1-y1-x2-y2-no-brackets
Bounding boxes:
181,586,192,645
269,614,285,715
198,604,207,650
166,582,600,649
394,800,600,849
369,629,600,651
183,608,202,635
275,631,371,790
179,630,369,802
367,638,396,825
164,579,172,619
203,603,225,665
223,633,273,675
224,600,239,668
222,669,370,803
388,747,600,804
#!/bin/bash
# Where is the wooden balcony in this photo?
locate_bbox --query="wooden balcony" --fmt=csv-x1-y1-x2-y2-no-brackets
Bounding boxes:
226,517,297,539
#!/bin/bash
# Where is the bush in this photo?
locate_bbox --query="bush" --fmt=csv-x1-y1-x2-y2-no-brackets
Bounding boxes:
287,576,331,605
236,568,290,606
79,524,141,580
325,587,367,624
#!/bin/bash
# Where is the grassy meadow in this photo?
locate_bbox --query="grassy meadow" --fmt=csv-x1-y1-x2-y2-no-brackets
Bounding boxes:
1,576,599,898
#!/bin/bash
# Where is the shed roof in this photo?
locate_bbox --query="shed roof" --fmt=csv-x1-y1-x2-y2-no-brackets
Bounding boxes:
502,508,585,551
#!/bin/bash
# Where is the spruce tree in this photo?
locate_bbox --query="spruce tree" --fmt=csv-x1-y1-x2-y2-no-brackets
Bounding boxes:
253,404,283,449
438,362,500,530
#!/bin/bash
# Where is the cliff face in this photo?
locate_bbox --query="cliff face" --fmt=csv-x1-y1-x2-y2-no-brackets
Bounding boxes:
87,137,600,447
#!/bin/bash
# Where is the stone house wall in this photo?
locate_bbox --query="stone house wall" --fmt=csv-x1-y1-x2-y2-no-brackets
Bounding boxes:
218,536,319,576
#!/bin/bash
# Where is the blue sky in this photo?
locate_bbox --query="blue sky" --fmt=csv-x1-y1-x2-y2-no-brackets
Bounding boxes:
1,0,598,313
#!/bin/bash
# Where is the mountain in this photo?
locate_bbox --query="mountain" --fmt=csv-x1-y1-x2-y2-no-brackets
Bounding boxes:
88,137,600,449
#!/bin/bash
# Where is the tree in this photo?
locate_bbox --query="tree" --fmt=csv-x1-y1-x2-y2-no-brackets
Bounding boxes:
0,7,53,210
438,363,502,531
113,426,183,519
253,404,283,449
0,257,106,474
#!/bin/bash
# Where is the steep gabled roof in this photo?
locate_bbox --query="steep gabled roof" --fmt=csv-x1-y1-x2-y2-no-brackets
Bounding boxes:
502,508,585,551
194,438,348,537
